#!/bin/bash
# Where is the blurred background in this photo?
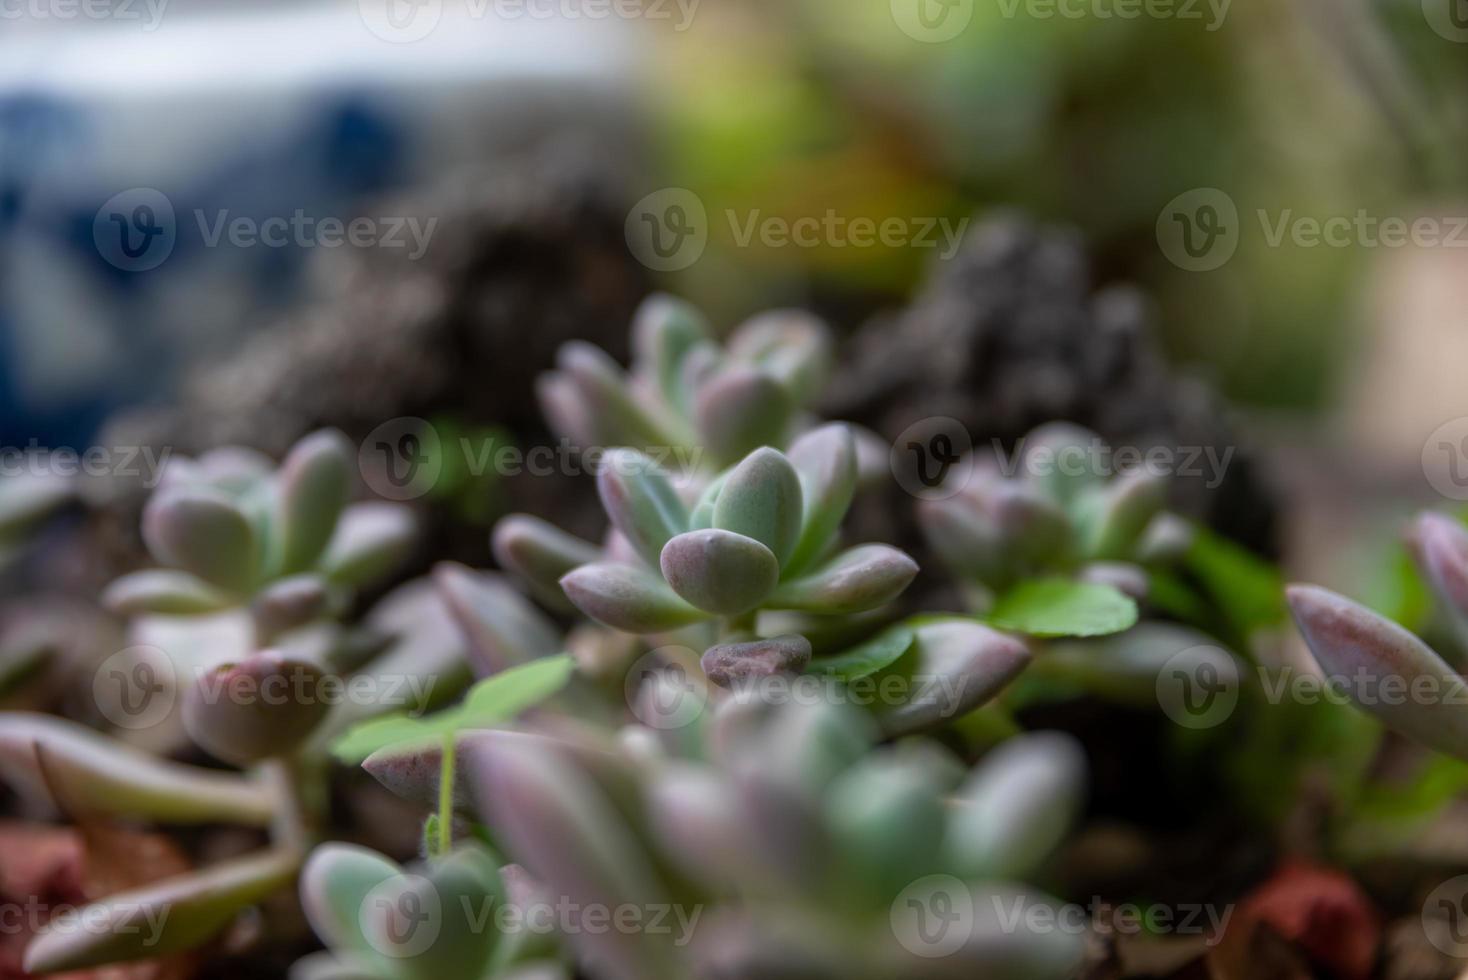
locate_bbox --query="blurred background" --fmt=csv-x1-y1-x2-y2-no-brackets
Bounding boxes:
4,0,1468,598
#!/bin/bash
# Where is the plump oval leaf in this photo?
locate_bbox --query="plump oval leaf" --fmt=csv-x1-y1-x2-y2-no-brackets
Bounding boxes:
491,513,601,611
561,562,708,633
1288,584,1468,761
319,502,417,587
272,429,353,576
143,487,257,592
103,570,235,616
597,449,688,568
946,731,1086,879
693,368,793,466
782,424,857,577
659,529,780,616
713,448,803,567
767,545,918,614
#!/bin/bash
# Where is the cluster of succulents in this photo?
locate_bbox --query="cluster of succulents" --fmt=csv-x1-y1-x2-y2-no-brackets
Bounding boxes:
348,693,1088,980
103,431,416,642
0,431,483,975
0,295,1263,979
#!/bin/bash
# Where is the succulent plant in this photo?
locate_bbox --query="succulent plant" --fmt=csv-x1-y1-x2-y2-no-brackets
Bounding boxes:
916,422,1184,614
555,439,917,634
297,840,568,980
103,430,417,644
1,434,480,975
358,696,1088,980
0,296,1272,979
537,294,833,470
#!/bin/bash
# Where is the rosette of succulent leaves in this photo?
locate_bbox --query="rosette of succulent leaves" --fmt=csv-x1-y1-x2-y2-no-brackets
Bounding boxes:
915,421,1195,632
0,431,510,975
322,686,1090,980
535,294,848,474
497,432,1054,738
1288,510,1468,765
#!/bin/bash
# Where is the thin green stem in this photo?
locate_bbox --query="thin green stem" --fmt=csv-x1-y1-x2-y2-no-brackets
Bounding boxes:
437,734,455,856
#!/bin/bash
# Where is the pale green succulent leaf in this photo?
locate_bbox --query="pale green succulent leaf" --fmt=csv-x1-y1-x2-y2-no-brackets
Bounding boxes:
24,849,300,973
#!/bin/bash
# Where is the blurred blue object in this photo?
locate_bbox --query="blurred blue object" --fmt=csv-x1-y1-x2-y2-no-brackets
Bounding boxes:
0,1,642,449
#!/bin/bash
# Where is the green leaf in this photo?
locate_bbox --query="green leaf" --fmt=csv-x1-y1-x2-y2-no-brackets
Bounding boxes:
986,579,1137,638
331,655,574,763
1185,524,1285,637
807,625,915,681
